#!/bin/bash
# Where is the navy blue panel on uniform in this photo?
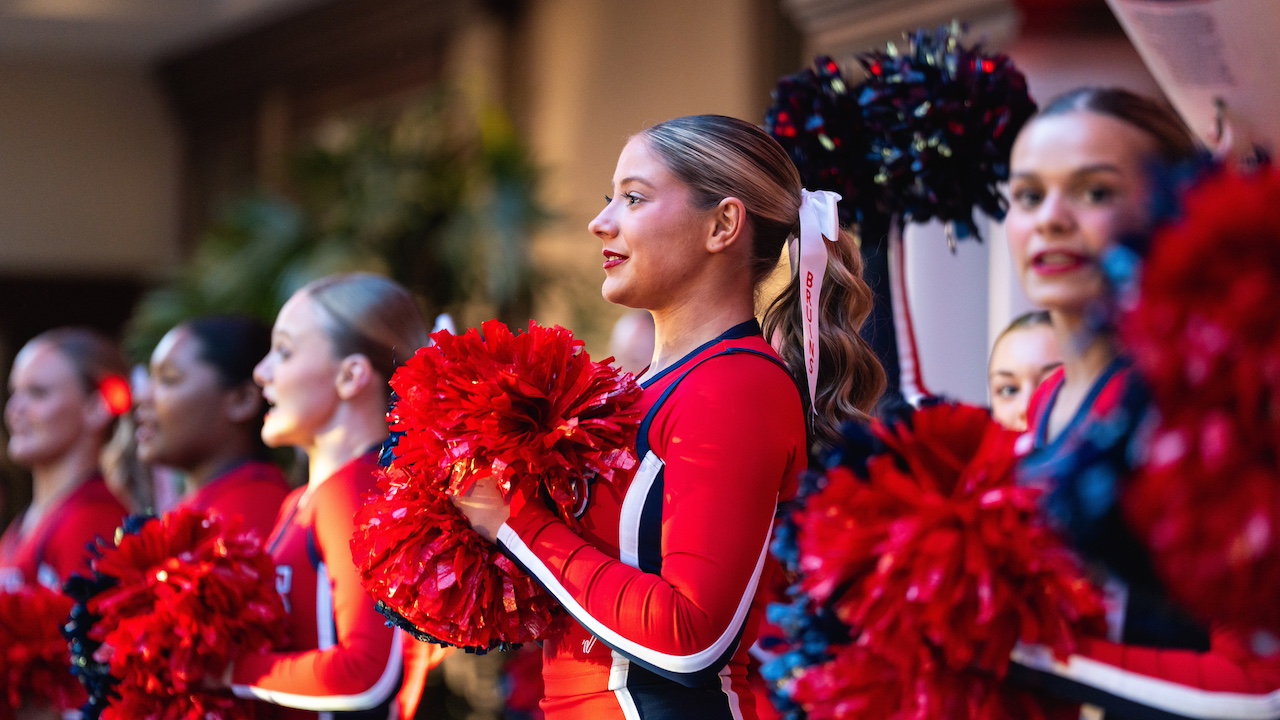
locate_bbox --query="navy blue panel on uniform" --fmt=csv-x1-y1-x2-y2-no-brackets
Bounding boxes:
626,659,738,720
637,469,665,574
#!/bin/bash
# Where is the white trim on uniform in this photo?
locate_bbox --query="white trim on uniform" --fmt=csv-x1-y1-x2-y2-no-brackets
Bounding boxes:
317,563,336,650
1012,643,1280,720
610,651,643,720
316,564,336,720
617,451,664,569
230,562,404,712
231,630,403,712
719,664,745,720
497,506,776,676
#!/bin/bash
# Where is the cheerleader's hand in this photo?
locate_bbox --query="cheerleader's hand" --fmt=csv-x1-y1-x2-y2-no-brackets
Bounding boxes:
202,661,233,689
15,704,59,720
452,476,510,543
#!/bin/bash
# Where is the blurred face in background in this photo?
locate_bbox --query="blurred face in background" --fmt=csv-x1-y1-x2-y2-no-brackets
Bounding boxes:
607,310,656,375
1005,111,1158,316
988,324,1062,432
135,326,241,470
5,342,96,468
254,291,344,450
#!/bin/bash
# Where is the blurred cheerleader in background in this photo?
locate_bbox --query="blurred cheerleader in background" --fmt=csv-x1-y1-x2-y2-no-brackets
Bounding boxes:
222,273,433,720
0,329,131,720
988,310,1061,432
134,315,288,540
0,328,129,592
1006,87,1280,718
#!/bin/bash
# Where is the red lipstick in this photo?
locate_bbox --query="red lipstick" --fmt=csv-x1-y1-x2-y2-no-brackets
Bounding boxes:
603,250,627,269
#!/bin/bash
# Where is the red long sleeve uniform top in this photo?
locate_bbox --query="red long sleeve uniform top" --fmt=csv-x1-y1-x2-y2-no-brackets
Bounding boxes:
177,460,289,543
496,320,807,720
1012,366,1280,719
0,475,125,592
231,452,405,720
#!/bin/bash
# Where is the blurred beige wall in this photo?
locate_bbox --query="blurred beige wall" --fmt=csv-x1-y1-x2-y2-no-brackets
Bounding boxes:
0,60,180,277
520,0,795,348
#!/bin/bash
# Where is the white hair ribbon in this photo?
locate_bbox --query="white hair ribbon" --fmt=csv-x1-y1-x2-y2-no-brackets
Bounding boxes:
428,313,456,349
432,313,457,335
796,188,841,413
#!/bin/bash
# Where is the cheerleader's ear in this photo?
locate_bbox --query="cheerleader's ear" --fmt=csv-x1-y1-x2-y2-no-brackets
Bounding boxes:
334,353,376,401
224,380,264,425
705,196,747,255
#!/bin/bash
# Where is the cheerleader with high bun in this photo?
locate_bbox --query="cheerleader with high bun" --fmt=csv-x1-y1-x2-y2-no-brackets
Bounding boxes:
222,273,430,720
453,115,884,720
0,328,129,593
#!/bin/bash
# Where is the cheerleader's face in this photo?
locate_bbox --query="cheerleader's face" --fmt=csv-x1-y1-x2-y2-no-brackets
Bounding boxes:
988,324,1062,432
1005,111,1158,314
135,327,237,469
254,292,344,450
588,136,714,310
5,342,96,468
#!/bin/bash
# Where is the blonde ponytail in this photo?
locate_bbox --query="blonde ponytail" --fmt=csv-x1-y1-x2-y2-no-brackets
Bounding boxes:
763,227,885,449
643,116,886,451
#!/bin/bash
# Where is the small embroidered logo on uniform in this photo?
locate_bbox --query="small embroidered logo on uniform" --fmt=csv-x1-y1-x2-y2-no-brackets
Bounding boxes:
275,565,293,614
582,635,599,654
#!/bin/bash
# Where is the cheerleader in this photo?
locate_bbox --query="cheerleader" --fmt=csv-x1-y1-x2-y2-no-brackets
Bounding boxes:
1004,88,1280,718
134,315,288,539
454,115,884,719
988,310,1061,432
224,273,430,719
0,328,128,592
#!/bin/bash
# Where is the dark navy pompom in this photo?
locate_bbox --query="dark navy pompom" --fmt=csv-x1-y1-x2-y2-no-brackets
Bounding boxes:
765,56,873,227
857,24,1037,241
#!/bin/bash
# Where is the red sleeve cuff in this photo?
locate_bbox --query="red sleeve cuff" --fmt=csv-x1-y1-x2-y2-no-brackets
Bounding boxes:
230,650,273,686
503,488,560,540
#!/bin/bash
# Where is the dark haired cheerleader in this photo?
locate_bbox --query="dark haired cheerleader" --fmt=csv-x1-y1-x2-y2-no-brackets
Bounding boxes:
135,315,288,540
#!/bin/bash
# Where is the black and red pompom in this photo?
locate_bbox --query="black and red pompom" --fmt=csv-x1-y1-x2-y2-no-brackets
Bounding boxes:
766,56,872,227
64,509,287,720
765,25,1037,242
353,320,642,652
857,25,1036,239
1122,167,1280,634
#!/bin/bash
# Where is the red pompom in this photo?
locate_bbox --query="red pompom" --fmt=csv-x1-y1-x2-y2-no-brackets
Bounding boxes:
354,464,561,650
86,509,287,719
353,321,642,651
501,644,546,719
0,585,83,714
790,643,1072,720
390,320,642,509
1122,168,1280,633
791,404,1105,718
